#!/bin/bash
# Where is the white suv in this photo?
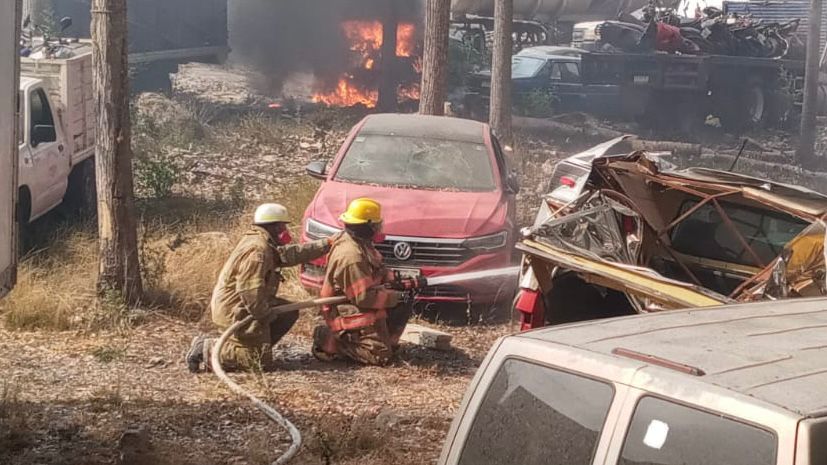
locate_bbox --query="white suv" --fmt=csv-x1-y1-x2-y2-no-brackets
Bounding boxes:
440,298,827,465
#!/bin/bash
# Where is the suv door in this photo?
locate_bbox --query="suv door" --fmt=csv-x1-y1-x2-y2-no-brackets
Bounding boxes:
441,352,633,465
550,61,584,112
26,87,69,219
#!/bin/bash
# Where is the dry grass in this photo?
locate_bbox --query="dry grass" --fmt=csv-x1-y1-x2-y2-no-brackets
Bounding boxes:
2,225,100,331
0,176,322,333
0,383,32,454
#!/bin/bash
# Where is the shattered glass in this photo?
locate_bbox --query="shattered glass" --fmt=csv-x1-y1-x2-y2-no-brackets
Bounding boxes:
534,193,638,264
335,134,496,191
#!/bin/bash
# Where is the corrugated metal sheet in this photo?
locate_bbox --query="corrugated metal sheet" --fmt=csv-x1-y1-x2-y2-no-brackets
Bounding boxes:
723,0,826,54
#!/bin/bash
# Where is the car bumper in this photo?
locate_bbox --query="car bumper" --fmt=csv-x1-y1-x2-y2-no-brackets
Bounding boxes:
301,251,516,305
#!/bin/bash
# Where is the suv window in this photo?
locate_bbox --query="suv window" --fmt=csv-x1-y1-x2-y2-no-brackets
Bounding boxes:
670,200,808,266
618,396,776,465
551,62,580,82
457,358,614,465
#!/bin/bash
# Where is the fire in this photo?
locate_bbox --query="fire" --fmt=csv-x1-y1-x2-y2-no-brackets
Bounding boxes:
398,83,420,102
312,19,419,108
313,78,378,108
396,23,416,57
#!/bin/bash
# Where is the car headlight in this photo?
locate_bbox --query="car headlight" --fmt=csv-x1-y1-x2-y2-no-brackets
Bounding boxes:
463,231,508,251
305,218,341,240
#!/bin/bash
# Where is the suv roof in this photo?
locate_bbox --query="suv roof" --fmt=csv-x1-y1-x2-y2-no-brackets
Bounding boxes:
359,113,487,144
517,46,584,59
520,298,827,417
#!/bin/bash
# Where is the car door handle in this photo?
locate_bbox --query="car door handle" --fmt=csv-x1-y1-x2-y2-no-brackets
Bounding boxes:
58,144,64,152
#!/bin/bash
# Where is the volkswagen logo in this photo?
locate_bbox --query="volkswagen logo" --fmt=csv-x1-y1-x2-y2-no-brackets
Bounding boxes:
393,241,413,261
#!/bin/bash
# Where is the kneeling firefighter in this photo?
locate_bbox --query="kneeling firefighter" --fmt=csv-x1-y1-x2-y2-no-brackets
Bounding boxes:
312,198,420,366
186,203,335,372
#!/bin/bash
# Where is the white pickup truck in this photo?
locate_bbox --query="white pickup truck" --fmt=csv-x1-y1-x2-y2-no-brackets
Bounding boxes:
17,40,95,233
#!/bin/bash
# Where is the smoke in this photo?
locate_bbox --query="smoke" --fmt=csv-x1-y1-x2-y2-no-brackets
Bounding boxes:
228,0,423,96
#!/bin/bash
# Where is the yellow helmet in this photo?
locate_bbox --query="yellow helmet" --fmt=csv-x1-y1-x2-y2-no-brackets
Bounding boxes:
339,198,382,225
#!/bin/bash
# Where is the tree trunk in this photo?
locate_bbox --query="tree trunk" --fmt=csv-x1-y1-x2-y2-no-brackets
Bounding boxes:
489,0,514,146
419,0,450,116
377,1,399,112
797,0,822,167
91,0,143,302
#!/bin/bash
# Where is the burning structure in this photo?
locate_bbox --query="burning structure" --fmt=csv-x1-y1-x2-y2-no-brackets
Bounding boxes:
229,0,423,109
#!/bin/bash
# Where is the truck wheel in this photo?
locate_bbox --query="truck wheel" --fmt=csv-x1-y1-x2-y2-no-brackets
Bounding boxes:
719,78,767,132
64,159,97,218
765,89,795,128
17,187,31,255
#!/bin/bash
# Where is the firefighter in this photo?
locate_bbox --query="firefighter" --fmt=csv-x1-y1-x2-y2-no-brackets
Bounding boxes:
186,203,335,372
311,198,413,366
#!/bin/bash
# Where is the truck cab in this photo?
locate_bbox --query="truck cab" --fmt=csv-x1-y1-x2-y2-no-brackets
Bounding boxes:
440,299,827,465
18,77,70,223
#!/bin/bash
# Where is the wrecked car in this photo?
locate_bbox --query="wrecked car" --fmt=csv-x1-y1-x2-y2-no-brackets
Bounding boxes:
513,142,827,330
301,113,519,308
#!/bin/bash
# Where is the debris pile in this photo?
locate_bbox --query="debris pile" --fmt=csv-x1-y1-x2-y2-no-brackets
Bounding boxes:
597,6,801,57
171,63,268,107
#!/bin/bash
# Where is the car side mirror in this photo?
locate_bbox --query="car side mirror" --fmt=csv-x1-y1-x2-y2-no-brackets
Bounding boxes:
31,124,56,147
306,161,327,180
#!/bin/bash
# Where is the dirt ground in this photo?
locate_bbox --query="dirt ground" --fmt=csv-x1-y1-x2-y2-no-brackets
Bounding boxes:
1,92,573,465
0,314,512,465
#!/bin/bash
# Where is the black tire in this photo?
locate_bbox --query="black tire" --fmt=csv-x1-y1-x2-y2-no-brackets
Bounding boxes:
63,159,97,218
719,77,767,132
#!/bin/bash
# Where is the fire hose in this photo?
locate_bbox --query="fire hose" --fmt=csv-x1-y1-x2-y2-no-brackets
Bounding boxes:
209,296,347,465
207,268,516,464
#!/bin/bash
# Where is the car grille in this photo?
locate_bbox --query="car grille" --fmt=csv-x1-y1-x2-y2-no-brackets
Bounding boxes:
375,237,473,267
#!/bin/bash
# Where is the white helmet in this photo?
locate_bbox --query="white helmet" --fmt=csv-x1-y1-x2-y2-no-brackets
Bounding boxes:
253,203,290,225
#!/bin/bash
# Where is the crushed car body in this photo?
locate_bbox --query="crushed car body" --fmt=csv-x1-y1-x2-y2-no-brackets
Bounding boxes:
515,141,827,330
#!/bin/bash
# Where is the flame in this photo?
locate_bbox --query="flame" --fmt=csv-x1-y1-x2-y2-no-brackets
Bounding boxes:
398,83,420,102
313,78,378,108
396,23,416,57
312,20,419,108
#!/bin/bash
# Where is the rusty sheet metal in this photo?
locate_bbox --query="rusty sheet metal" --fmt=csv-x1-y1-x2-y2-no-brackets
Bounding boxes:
599,153,827,220
518,239,731,309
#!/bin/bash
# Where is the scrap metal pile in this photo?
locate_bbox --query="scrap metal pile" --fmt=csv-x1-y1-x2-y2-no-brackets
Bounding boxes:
596,4,801,58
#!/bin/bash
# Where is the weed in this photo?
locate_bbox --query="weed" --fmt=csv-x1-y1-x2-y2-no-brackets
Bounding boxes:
91,345,127,363
514,89,557,118
134,155,180,199
305,414,388,463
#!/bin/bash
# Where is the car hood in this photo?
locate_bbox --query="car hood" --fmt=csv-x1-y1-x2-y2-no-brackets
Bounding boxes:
309,181,508,238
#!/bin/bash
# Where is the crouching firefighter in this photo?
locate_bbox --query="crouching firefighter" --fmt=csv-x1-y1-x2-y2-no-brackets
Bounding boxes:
312,198,419,366
186,203,335,372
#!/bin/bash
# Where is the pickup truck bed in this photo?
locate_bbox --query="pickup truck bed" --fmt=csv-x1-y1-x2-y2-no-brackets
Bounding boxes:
581,51,805,131
21,41,94,166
